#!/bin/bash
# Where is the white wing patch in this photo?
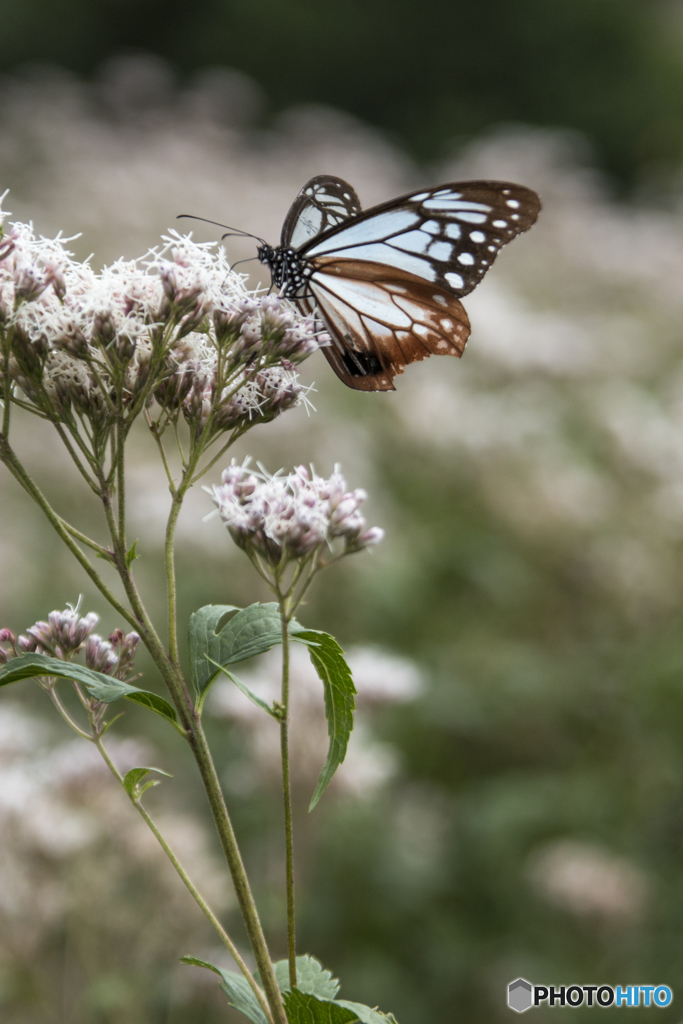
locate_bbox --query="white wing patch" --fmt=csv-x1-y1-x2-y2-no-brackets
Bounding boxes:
289,207,324,248
307,210,420,254
320,243,437,282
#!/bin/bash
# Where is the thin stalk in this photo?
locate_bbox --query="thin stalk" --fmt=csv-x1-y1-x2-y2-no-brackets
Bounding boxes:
50,418,101,493
56,516,114,560
147,415,177,493
116,401,126,547
278,594,297,988
92,734,275,1024
165,487,185,669
46,685,92,741
1,331,11,437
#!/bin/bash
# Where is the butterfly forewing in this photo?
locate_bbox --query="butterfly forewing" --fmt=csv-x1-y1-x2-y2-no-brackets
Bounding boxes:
281,175,362,250
302,180,540,298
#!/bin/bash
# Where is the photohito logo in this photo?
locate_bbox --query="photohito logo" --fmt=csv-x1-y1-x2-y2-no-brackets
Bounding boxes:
507,980,673,1012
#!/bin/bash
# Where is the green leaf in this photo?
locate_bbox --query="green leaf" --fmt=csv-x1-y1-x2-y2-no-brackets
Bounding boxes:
273,955,340,999
122,766,172,799
284,990,359,1024
291,631,356,810
125,538,140,568
179,955,223,976
0,652,116,691
335,1002,398,1024
206,658,281,719
0,653,182,733
122,689,181,730
188,603,288,706
180,956,268,1024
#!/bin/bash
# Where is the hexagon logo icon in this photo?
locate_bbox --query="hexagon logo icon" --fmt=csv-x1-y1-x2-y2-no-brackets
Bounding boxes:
508,978,533,1013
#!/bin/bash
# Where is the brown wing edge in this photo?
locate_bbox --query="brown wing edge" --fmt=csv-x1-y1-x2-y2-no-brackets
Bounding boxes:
298,259,472,392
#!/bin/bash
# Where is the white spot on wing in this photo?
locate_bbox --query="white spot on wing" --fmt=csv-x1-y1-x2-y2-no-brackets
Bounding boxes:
410,192,431,202
423,199,491,212
470,231,486,242
422,220,441,235
445,223,461,239
445,271,464,290
458,253,475,265
428,240,452,261
392,230,431,254
506,199,520,208
433,294,448,305
452,212,488,224
492,219,508,228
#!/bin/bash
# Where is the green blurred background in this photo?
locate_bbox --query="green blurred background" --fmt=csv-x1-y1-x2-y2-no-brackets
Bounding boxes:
3,2,683,1023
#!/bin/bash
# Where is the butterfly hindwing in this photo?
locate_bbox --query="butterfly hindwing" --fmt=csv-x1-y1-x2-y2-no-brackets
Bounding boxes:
303,180,540,298
299,260,471,391
281,175,362,250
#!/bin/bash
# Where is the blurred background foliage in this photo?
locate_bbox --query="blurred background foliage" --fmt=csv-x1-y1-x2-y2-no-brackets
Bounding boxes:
3,2,683,1023
4,0,683,188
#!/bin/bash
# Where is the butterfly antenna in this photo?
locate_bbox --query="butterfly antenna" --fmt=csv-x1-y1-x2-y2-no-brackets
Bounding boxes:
230,256,261,271
176,214,267,246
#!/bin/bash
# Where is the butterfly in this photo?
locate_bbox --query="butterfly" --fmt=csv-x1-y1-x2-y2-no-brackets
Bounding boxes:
256,175,541,391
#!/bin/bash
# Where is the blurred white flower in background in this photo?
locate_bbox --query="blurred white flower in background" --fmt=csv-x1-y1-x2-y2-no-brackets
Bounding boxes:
526,838,649,921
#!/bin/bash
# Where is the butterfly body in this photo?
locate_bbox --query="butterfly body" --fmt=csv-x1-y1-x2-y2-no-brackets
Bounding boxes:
258,174,540,391
256,244,314,299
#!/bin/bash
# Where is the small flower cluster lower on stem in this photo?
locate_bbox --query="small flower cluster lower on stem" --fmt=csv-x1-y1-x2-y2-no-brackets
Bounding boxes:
207,460,384,567
0,604,140,681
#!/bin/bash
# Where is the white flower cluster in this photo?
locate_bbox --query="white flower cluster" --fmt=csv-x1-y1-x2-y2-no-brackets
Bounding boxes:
0,193,323,439
208,460,384,564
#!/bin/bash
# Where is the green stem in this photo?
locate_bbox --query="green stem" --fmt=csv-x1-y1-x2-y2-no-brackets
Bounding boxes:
165,488,184,669
116,402,126,544
56,516,114,560
1,328,11,438
92,734,275,1024
184,717,289,1024
278,594,297,989
46,684,93,741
